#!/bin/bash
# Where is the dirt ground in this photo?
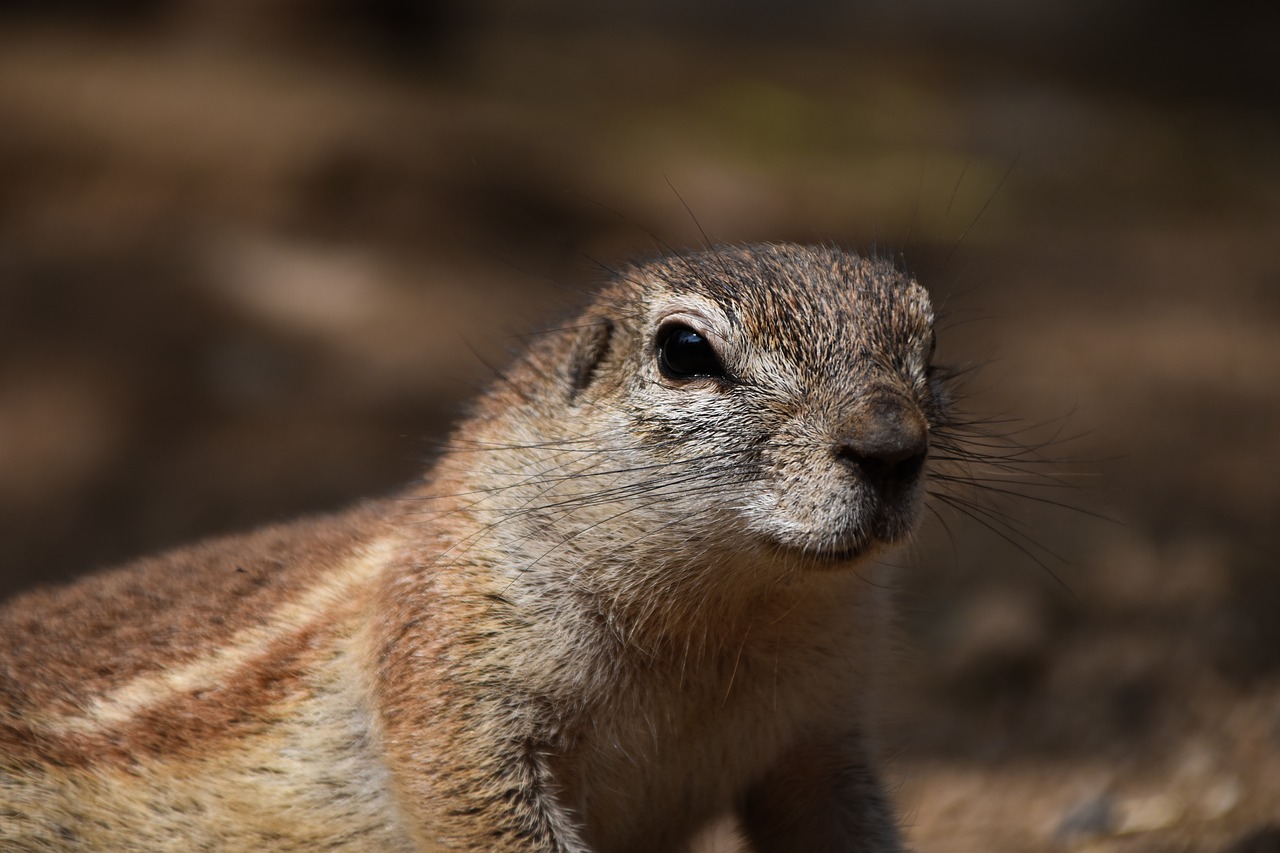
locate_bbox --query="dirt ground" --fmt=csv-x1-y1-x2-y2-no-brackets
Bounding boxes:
1,6,1278,850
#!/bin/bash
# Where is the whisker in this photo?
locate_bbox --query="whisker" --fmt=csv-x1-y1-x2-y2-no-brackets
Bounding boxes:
930,492,1077,597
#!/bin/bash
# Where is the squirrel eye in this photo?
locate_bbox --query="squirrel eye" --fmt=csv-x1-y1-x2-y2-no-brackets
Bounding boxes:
656,323,727,381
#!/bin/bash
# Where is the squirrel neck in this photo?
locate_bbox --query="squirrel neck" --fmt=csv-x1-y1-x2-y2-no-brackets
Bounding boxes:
402,418,874,658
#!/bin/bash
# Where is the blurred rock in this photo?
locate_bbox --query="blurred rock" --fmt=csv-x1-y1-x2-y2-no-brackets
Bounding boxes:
1114,793,1182,835
1053,791,1116,844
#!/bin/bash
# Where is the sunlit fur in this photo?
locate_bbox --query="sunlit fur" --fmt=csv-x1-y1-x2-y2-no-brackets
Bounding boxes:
0,244,954,852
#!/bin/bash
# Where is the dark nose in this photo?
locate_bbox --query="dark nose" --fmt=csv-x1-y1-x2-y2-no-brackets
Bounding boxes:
836,395,928,486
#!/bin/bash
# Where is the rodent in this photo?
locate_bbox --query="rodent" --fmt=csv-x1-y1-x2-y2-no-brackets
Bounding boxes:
0,243,949,852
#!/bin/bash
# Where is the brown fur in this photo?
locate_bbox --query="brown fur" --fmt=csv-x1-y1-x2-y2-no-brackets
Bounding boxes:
0,244,947,851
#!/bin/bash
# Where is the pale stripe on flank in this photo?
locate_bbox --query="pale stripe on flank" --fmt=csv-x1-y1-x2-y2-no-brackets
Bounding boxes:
43,537,397,736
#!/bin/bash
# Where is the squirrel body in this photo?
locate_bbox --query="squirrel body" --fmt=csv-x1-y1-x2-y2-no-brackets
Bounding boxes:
0,244,945,852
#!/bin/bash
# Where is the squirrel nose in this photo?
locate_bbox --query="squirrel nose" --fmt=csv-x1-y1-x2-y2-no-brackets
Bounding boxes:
836,394,929,485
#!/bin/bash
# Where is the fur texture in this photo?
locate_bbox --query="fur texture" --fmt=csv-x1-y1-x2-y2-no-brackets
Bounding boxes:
0,244,948,852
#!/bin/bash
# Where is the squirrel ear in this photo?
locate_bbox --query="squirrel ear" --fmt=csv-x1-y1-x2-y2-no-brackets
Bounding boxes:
567,317,614,401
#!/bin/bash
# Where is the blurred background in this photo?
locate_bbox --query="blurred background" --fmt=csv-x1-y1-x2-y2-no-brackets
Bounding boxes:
0,2,1277,850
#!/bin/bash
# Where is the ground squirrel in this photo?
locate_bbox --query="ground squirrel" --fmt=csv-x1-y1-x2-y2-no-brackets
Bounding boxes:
0,243,951,852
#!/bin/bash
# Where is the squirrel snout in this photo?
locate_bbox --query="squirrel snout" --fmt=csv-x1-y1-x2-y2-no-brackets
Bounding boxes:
836,394,929,487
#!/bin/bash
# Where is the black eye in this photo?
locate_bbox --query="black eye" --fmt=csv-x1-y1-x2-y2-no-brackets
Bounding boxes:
656,323,727,381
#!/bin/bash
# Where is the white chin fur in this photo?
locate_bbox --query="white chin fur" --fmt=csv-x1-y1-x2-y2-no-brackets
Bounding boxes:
737,481,922,560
